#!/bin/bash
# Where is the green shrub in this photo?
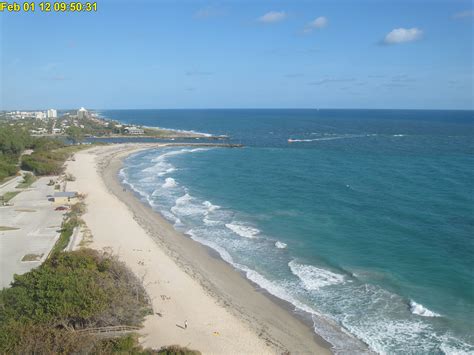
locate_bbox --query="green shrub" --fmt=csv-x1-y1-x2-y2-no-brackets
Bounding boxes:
16,172,36,188
94,336,202,355
158,345,202,355
0,155,19,181
0,249,152,353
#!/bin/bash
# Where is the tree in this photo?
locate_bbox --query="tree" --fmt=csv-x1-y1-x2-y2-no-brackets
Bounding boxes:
66,127,84,144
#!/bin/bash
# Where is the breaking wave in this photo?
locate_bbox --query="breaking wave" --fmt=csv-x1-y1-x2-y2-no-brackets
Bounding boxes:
410,300,441,318
163,177,177,188
289,260,345,290
225,223,260,239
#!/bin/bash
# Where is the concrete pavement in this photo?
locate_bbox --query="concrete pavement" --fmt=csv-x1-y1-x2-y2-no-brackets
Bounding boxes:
0,176,65,289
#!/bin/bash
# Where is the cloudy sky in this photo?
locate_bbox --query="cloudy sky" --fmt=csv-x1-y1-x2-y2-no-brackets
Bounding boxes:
1,0,472,109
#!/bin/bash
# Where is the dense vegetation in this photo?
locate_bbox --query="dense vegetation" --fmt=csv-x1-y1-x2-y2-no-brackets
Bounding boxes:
0,122,94,179
20,138,68,175
0,249,200,354
0,123,70,178
0,249,152,353
0,124,32,181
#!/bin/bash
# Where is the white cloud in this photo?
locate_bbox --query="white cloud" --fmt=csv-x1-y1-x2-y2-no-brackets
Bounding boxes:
310,16,328,29
303,16,328,34
258,11,287,24
383,28,423,44
452,10,474,19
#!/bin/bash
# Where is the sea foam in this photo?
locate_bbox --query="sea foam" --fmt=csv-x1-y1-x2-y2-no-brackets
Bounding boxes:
289,260,345,290
409,300,441,317
225,223,260,238
203,200,220,212
162,177,177,188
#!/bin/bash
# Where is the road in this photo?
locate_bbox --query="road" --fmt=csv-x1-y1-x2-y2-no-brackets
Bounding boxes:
0,175,22,197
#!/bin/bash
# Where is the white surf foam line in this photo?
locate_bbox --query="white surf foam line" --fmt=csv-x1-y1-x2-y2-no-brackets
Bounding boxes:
187,231,315,313
439,334,474,355
203,217,221,226
120,170,150,200
225,222,260,239
161,210,183,227
162,177,178,188
203,200,220,212
289,260,345,290
143,125,214,137
171,193,213,217
145,147,210,176
186,230,370,354
275,241,287,249
409,300,441,317
288,134,367,143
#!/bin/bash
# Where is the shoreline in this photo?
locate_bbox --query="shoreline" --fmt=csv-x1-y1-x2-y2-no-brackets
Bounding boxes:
102,144,332,353
67,143,367,354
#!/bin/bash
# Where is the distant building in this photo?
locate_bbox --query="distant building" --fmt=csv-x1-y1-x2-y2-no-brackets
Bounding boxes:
35,112,46,120
30,128,48,135
52,192,78,205
47,109,57,118
77,107,90,119
124,126,145,135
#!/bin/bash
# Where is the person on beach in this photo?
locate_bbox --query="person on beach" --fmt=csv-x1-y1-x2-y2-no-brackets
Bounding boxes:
184,320,188,329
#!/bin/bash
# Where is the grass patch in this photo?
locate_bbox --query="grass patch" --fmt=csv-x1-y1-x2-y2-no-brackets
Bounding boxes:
50,201,86,255
0,191,20,203
21,253,43,262
0,226,19,231
16,173,36,189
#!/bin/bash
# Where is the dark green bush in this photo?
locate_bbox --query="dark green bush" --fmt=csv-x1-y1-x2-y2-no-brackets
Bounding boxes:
0,249,152,353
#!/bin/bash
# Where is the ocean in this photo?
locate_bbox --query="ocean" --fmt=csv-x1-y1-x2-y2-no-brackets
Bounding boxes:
100,109,473,354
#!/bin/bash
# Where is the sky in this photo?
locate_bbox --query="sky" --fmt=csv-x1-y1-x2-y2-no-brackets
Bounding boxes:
0,0,473,110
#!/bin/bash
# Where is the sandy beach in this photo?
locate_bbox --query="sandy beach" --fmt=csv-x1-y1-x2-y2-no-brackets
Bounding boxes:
66,143,333,354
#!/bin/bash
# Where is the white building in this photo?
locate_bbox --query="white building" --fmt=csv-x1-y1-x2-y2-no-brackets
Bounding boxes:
47,109,57,118
35,112,46,120
124,126,145,135
77,107,89,119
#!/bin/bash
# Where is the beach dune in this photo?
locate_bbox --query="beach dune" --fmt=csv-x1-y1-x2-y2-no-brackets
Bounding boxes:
66,144,332,354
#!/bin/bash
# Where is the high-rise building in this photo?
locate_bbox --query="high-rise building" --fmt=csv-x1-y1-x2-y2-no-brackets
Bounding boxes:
77,107,89,119
47,109,57,118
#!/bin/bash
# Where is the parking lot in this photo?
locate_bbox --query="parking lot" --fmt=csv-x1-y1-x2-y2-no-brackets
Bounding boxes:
0,177,64,289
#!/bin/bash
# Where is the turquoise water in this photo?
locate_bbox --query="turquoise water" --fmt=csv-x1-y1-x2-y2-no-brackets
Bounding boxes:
108,109,474,354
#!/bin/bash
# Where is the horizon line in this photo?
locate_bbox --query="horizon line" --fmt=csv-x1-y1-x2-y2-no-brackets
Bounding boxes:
2,107,473,112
